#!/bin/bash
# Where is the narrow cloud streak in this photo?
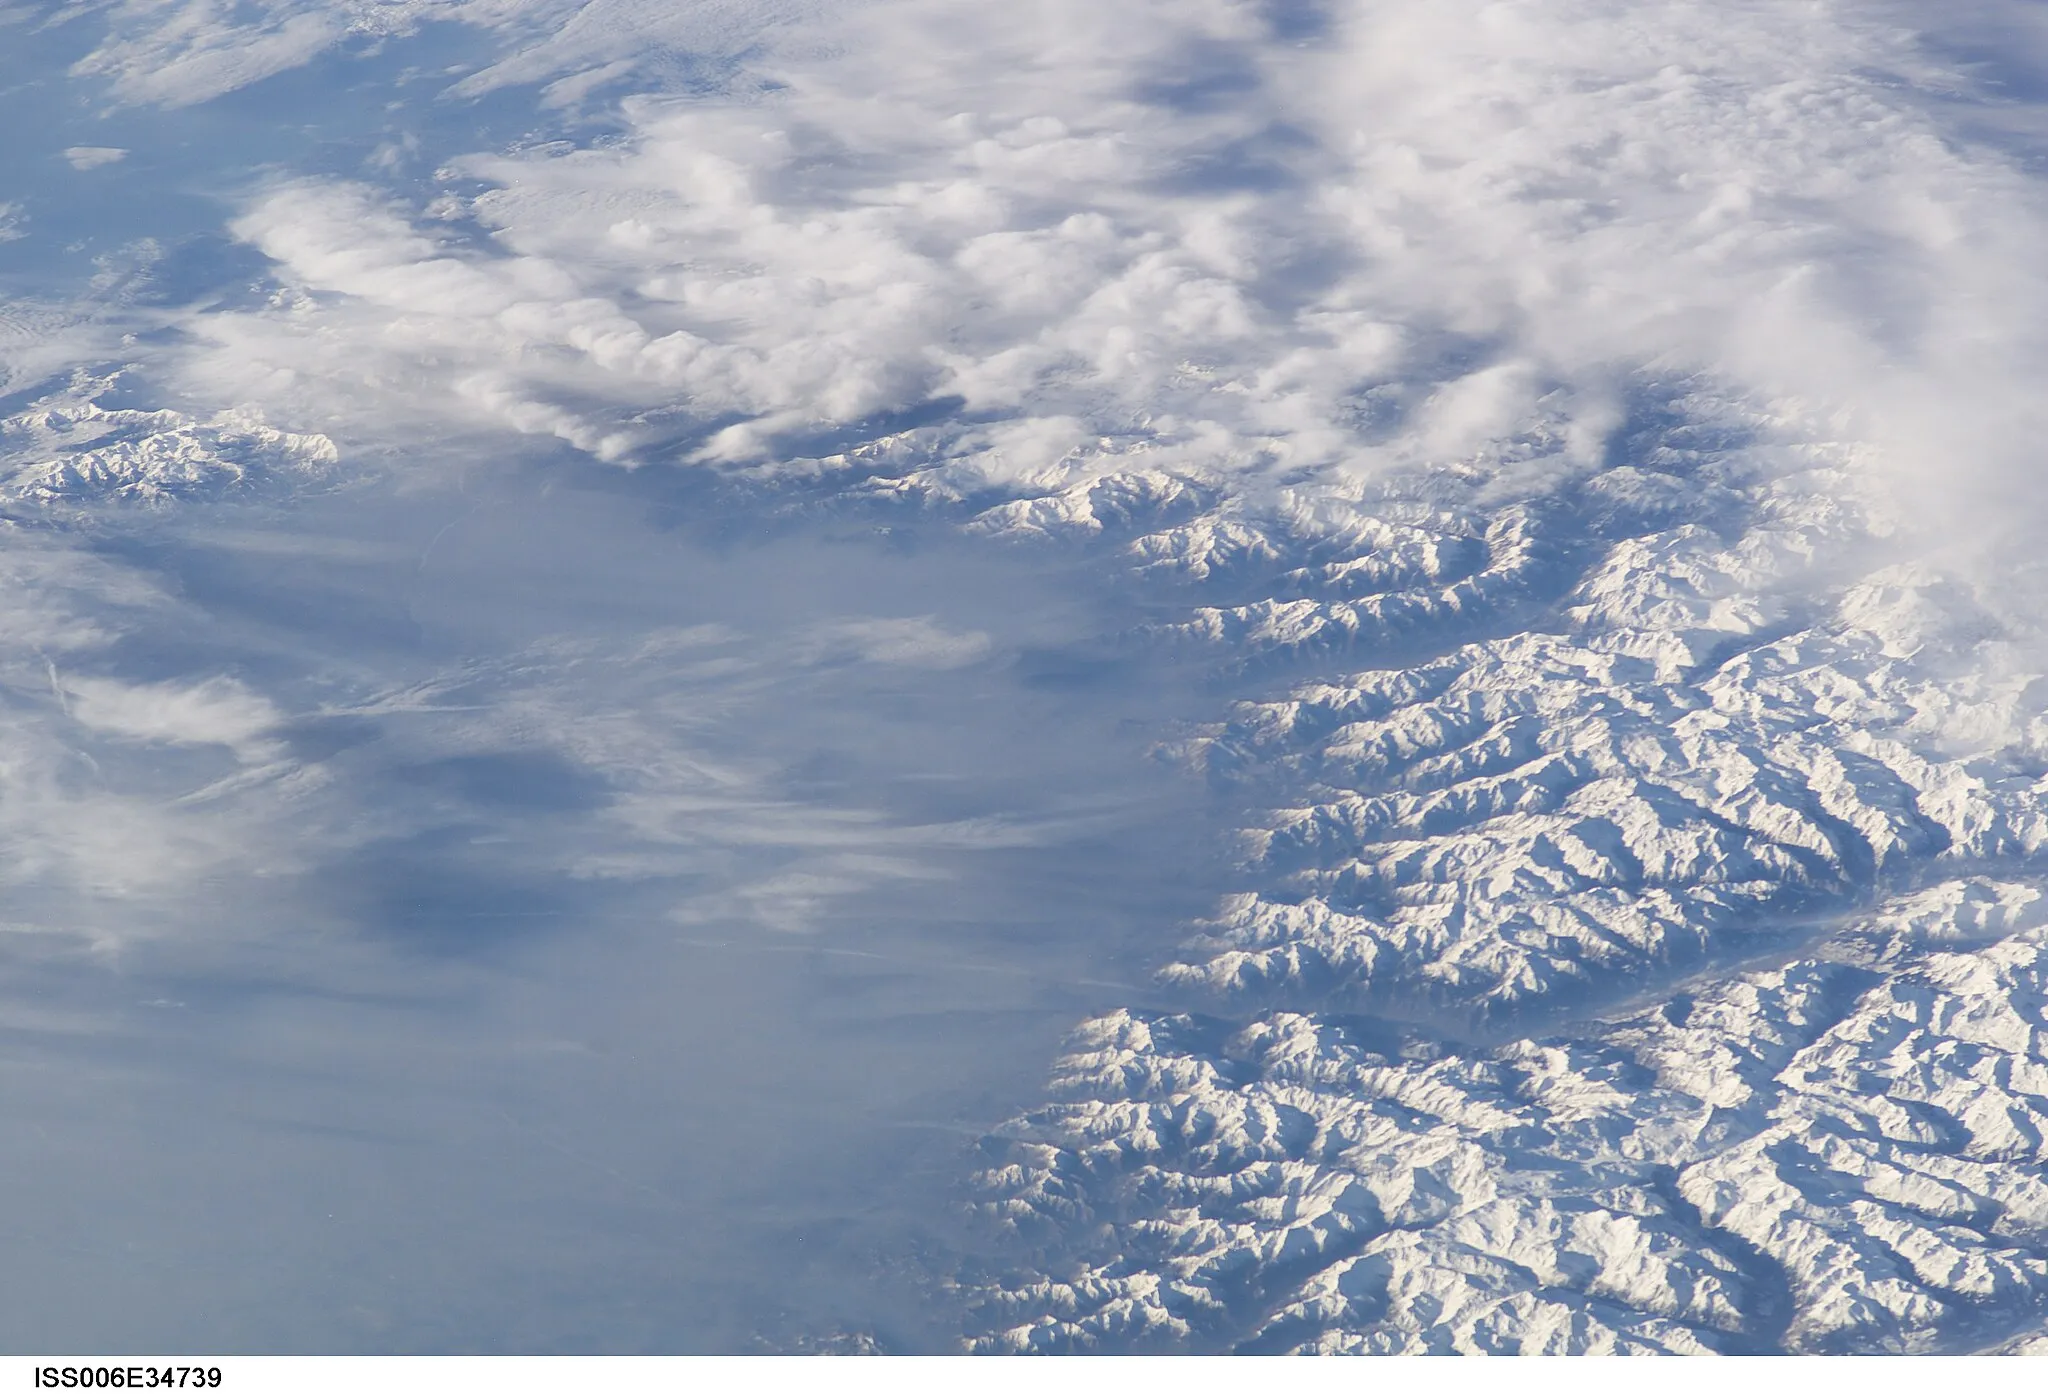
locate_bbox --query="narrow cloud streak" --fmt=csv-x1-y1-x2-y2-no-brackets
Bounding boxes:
60,145,127,170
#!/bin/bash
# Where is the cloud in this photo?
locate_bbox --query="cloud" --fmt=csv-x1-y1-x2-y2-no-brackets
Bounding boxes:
68,0,362,108
47,0,2048,977
62,146,127,170
63,0,826,109
0,539,316,923
63,674,285,761
145,0,2046,575
799,617,991,670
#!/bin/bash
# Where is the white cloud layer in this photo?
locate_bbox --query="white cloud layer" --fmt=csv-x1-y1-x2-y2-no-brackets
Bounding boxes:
153,0,2048,561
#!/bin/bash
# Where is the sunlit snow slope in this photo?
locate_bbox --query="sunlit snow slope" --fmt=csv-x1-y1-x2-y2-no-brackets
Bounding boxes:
10,0,2048,1356
956,399,2048,1352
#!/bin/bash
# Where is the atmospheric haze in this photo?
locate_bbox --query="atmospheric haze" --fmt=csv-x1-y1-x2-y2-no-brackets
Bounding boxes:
4,0,2048,1356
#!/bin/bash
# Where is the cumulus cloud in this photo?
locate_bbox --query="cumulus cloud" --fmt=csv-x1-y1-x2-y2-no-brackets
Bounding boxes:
38,0,2048,972
151,0,2048,573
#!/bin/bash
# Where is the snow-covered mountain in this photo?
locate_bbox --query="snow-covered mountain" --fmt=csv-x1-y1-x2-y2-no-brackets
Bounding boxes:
0,374,339,505
8,0,2048,1357
946,395,2048,1353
